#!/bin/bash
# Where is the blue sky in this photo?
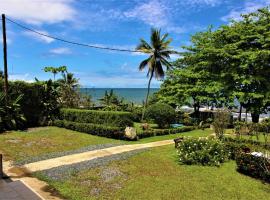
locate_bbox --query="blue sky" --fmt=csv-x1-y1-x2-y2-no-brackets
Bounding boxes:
0,0,269,88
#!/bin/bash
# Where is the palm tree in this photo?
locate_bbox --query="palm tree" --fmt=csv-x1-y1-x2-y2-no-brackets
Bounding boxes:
136,28,175,120
59,72,79,89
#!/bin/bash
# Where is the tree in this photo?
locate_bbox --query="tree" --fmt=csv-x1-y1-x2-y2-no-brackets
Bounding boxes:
59,72,79,89
211,8,270,122
157,46,233,117
44,66,67,81
159,7,270,122
58,72,80,108
136,28,176,120
99,89,123,108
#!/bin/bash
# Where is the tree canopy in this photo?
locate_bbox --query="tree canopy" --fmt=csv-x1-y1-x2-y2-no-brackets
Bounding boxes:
157,7,270,122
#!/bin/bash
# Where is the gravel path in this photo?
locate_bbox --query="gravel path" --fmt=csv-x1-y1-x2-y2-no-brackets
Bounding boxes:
36,148,147,181
15,143,122,166
24,139,173,172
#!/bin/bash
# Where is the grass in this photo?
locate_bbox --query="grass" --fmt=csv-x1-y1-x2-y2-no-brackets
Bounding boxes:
37,145,270,200
225,129,269,144
0,127,123,162
133,122,158,133
0,126,213,162
0,127,212,162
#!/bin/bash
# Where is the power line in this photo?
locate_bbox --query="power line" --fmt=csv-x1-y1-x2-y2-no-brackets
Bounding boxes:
5,16,142,53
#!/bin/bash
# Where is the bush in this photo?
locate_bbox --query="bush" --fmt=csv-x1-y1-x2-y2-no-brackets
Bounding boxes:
0,80,59,127
53,120,124,139
236,152,270,183
59,108,134,128
177,137,229,166
138,126,195,138
212,109,230,140
145,103,176,128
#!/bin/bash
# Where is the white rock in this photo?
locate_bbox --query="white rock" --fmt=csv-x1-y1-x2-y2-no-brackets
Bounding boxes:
124,127,137,140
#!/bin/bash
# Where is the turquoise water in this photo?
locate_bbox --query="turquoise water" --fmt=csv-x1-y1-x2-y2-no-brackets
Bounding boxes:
80,88,159,104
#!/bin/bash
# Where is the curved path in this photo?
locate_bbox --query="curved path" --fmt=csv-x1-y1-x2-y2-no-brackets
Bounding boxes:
3,139,174,199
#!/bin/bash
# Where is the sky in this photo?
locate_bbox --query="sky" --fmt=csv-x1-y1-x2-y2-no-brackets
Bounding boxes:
0,0,269,88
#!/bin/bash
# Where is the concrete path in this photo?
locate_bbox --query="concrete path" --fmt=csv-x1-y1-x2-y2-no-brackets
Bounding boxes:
3,139,174,200
0,179,43,200
24,139,174,172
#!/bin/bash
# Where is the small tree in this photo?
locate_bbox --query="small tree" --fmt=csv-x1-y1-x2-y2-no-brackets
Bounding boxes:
145,103,176,128
212,109,230,140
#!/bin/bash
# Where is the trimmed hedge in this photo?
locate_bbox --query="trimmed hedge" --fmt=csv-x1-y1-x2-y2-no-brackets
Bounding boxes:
138,126,195,138
53,120,124,139
59,108,134,127
236,152,270,183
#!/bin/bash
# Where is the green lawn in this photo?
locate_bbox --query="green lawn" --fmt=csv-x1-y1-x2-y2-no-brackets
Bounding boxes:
0,127,123,161
0,127,213,162
37,145,270,200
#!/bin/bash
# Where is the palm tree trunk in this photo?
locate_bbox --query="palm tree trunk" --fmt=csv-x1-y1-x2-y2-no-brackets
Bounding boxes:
141,71,154,121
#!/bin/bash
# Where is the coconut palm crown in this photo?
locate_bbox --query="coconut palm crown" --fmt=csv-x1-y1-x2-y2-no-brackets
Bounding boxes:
136,28,176,119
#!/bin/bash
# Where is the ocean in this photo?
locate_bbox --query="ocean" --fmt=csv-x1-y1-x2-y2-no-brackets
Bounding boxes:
80,88,159,104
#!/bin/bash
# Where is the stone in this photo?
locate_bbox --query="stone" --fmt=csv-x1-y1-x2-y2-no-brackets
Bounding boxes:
124,127,137,140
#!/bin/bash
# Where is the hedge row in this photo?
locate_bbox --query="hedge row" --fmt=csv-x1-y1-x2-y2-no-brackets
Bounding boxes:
236,152,270,183
138,126,195,138
59,108,134,128
53,120,125,139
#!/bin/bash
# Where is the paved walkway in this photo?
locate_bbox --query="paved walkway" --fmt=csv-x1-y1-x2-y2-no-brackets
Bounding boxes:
3,139,174,200
0,179,43,200
24,139,174,172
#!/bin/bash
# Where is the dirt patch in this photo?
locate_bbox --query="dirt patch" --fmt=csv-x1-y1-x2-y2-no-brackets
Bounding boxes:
99,167,125,182
27,127,50,132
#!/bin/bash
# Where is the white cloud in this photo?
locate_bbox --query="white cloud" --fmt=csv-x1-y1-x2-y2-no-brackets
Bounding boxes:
23,30,54,43
124,0,169,27
183,0,221,7
9,73,34,82
49,47,72,55
0,0,76,25
221,0,270,22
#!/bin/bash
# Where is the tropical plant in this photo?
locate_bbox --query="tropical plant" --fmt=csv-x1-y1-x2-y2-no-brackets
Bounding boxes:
44,66,67,80
99,90,123,108
0,92,26,131
59,72,79,89
136,28,176,120
58,71,81,108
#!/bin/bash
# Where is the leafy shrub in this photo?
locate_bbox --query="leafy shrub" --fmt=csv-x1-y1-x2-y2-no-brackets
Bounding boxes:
0,93,26,131
0,80,59,127
182,113,192,126
59,108,134,127
53,120,124,139
145,103,176,128
138,126,195,138
236,152,270,183
212,109,230,140
223,141,250,160
177,137,229,166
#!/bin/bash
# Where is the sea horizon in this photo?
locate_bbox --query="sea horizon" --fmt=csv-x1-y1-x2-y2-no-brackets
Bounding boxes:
80,88,160,104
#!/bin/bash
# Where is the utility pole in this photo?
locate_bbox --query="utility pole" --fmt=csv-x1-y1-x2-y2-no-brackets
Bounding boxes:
2,14,8,104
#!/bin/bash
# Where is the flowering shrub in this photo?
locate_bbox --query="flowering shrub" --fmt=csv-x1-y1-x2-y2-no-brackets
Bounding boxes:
177,137,229,166
236,152,270,183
